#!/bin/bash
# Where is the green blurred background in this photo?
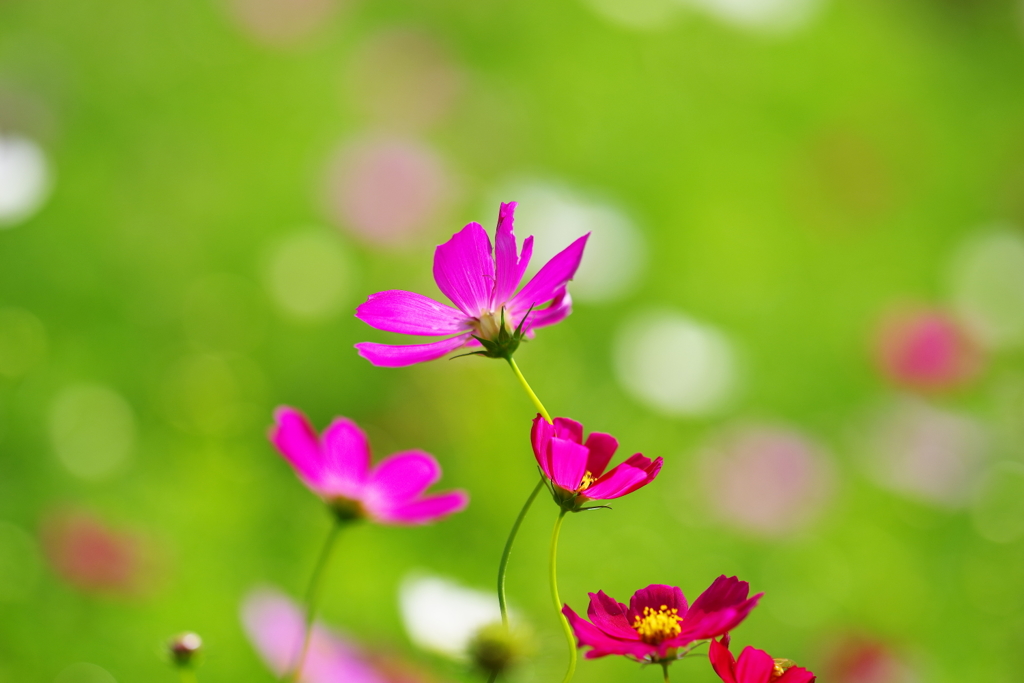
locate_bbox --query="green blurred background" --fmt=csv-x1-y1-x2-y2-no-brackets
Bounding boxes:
2,0,1024,681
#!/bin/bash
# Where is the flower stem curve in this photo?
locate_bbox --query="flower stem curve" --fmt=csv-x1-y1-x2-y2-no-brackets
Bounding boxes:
287,516,346,682
550,509,576,683
506,357,551,423
497,476,546,628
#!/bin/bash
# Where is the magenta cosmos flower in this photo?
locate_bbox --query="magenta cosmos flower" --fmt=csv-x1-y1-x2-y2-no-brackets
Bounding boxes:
354,201,589,367
270,407,468,524
562,577,762,663
531,415,662,511
710,638,816,683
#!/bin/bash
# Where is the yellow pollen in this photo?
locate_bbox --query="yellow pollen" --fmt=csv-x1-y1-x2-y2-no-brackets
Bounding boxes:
771,659,796,681
579,471,597,491
631,605,682,644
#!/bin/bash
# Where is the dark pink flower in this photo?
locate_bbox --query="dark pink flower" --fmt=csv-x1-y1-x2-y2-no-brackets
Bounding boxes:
355,201,588,366
270,407,468,525
874,307,982,391
562,577,761,663
710,639,816,683
531,415,662,511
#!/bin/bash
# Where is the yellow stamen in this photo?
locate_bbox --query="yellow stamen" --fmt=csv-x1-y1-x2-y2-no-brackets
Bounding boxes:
771,659,796,680
579,471,597,491
631,605,682,644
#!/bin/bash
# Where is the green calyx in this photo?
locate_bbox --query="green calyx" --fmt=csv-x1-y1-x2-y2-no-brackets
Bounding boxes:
452,306,533,361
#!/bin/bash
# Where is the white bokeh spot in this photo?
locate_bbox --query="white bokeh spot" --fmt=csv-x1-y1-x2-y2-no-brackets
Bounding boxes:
49,384,136,481
0,134,51,228
266,230,352,321
398,573,505,660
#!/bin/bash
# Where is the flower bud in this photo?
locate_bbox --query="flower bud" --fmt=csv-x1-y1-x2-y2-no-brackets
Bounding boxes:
168,632,202,668
466,623,527,678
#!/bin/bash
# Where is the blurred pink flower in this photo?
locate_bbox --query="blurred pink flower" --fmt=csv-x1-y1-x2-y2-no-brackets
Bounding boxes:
270,407,468,524
874,307,981,391
710,639,816,683
821,635,916,683
355,201,588,366
241,587,387,683
562,577,761,663
699,425,834,537
531,415,661,510
40,511,141,595
324,137,451,247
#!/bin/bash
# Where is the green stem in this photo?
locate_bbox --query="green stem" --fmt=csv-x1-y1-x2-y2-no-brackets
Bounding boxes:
550,510,576,683
287,517,345,682
506,357,552,423
661,661,670,683
497,476,546,628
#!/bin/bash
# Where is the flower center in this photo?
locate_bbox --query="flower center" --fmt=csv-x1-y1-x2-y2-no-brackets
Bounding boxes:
632,605,682,644
771,659,796,680
578,471,597,491
328,496,366,522
472,310,511,341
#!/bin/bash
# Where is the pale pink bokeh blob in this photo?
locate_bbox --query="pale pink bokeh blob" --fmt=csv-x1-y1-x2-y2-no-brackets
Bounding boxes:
862,397,988,507
346,28,464,131
323,137,452,247
821,634,918,683
874,307,982,392
701,424,835,537
225,0,340,46
40,510,142,595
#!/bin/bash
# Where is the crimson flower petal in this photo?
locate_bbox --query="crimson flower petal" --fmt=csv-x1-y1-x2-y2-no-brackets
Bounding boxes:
511,233,588,311
562,604,657,660
736,646,776,683
584,455,662,500
531,414,556,479
492,202,533,307
354,334,471,367
709,638,738,683
365,451,441,507
355,290,469,336
777,667,816,683
270,407,328,492
515,288,572,332
371,490,469,525
583,432,618,478
319,418,371,498
432,222,495,318
628,584,687,623
552,416,584,444
587,591,639,641
549,437,589,491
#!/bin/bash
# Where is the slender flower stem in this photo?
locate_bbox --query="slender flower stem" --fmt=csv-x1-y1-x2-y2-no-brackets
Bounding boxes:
661,661,671,683
497,476,546,628
506,357,552,423
287,517,346,682
550,510,576,683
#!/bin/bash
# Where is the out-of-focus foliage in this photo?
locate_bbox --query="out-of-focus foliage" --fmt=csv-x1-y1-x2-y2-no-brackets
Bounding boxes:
2,0,1024,681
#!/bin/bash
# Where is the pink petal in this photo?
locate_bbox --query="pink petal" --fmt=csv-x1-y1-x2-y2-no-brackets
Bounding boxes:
510,233,588,312
586,591,639,641
553,416,584,444
777,667,816,683
736,646,776,683
550,436,589,491
583,432,618,478
365,450,442,508
531,415,556,479
270,407,327,492
584,455,661,500
432,222,495,318
709,638,738,683
319,418,371,498
355,334,471,367
514,288,572,332
563,604,656,660
492,202,533,307
372,490,469,525
355,290,469,336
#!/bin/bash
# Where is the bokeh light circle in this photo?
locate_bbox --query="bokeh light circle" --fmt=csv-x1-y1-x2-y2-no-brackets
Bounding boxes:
614,310,739,416
491,180,647,303
324,137,452,247
971,461,1024,544
0,307,47,377
49,385,135,481
698,423,835,537
948,228,1024,349
0,133,50,227
399,573,503,660
265,230,352,321
0,521,41,602
685,0,824,33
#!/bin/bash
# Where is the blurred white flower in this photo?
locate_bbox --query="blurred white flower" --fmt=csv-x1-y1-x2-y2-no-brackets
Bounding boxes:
0,134,50,227
398,573,504,660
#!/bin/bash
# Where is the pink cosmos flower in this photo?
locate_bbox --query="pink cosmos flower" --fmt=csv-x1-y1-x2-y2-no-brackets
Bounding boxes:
270,407,468,524
531,415,662,511
242,587,389,683
354,201,589,366
562,577,762,663
874,307,981,392
710,639,816,683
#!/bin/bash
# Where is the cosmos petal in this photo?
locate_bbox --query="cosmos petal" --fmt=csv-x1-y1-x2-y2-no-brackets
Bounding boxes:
433,222,495,318
355,290,469,336
354,334,471,367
